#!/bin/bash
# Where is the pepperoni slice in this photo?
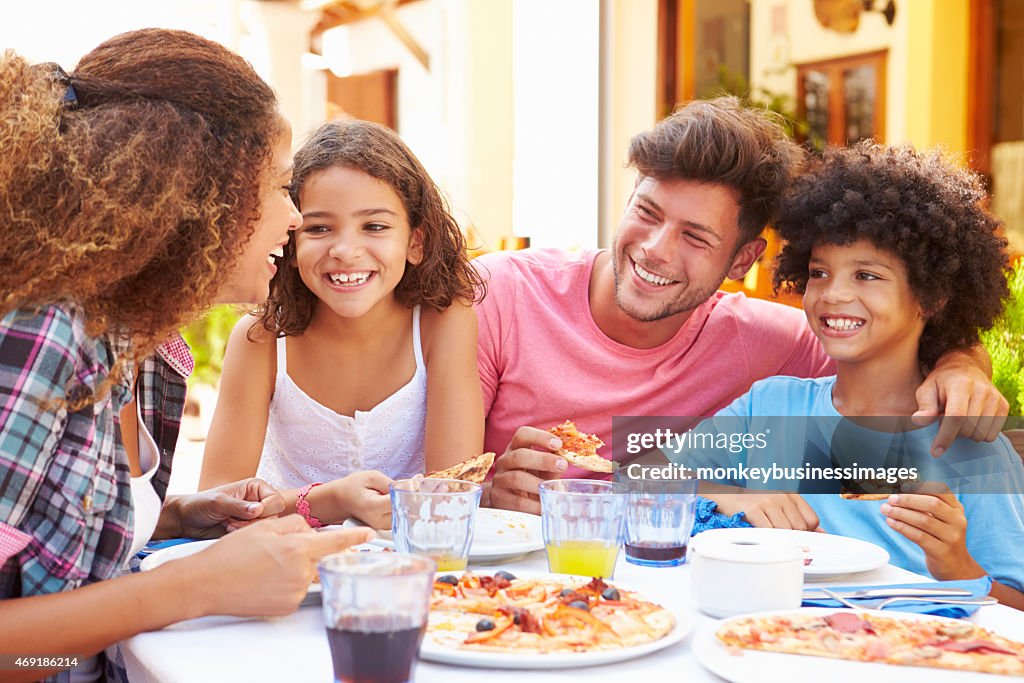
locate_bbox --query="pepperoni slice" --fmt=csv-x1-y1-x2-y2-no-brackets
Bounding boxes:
824,612,875,634
937,639,1016,655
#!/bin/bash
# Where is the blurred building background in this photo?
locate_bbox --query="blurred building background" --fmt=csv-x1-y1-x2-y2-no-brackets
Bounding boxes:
9,0,1020,490
3,0,1021,284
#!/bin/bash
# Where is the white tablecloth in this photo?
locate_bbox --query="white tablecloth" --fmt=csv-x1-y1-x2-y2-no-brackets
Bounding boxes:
119,549,1024,683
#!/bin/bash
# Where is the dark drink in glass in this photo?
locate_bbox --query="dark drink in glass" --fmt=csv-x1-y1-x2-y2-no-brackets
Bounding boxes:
318,553,435,683
623,478,698,568
624,541,688,566
326,622,425,683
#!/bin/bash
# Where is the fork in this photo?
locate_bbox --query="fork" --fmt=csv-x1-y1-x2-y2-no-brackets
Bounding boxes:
818,587,997,610
873,595,998,610
820,587,858,608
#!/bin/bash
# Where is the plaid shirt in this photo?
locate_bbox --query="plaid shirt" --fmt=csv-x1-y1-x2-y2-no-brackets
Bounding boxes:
0,305,188,599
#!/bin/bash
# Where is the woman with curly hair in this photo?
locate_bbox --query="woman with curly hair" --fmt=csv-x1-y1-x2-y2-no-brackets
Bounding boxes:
199,119,486,530
0,29,371,681
695,141,1024,609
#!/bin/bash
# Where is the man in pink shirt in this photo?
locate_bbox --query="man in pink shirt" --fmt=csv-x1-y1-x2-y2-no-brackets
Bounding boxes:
476,97,1007,516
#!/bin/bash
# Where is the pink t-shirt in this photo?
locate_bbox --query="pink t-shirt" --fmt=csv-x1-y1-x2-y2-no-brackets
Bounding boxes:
475,248,833,475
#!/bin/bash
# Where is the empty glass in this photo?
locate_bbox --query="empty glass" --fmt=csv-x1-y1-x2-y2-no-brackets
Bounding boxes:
390,478,482,571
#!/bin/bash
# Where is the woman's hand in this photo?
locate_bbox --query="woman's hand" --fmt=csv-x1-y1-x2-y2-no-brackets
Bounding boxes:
158,478,285,539
881,485,986,580
179,515,374,617
329,470,393,530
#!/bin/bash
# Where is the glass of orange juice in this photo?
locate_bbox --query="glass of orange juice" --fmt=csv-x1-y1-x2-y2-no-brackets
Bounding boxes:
390,479,482,571
539,479,628,578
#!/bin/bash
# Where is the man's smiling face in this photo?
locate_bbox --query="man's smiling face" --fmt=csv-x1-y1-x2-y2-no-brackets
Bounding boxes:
610,176,748,322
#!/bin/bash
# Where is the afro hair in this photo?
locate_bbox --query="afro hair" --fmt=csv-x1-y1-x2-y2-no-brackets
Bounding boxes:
773,141,1009,369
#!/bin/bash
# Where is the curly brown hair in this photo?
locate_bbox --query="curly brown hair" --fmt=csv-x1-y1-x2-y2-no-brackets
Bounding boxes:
0,29,282,370
627,96,805,245
255,118,484,337
773,141,1010,369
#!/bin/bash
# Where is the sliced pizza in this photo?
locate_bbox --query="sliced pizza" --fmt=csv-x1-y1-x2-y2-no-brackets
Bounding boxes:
717,610,1024,677
548,420,614,473
428,571,675,653
425,452,496,484
839,492,891,501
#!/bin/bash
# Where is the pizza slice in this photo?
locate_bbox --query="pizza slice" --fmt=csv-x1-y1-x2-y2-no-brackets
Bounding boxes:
548,420,614,473
425,452,496,484
839,492,891,501
717,611,1024,677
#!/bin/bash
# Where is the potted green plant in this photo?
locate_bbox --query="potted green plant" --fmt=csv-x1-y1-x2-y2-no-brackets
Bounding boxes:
981,259,1024,456
981,260,1024,416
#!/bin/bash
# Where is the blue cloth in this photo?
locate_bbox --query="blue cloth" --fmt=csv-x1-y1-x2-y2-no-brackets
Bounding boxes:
672,375,1024,592
692,497,751,534
802,576,993,618
129,537,201,572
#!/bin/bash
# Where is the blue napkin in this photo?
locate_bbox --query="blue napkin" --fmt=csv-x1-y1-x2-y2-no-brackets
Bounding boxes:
802,576,993,618
129,537,201,572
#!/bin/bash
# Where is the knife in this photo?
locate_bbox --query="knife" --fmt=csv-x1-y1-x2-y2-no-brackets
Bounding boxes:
801,587,973,600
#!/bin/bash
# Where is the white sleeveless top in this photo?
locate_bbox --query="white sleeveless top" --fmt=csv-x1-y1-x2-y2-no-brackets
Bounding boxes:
128,400,162,559
255,305,427,488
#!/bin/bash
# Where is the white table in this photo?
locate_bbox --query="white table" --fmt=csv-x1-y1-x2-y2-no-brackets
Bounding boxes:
119,550,1024,683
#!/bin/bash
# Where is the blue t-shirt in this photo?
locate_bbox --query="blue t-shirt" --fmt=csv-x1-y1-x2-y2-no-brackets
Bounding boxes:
674,375,1024,590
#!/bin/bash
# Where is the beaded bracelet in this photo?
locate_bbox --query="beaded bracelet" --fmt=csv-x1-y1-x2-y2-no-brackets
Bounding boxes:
296,482,324,529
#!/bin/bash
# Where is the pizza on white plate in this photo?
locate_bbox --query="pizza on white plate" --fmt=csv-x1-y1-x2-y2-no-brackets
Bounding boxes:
717,610,1024,677
428,571,675,653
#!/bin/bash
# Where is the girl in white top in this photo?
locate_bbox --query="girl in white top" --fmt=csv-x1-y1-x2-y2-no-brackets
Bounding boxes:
200,120,485,529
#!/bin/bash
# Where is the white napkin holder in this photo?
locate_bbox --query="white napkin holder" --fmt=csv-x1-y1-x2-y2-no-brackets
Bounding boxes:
690,528,803,617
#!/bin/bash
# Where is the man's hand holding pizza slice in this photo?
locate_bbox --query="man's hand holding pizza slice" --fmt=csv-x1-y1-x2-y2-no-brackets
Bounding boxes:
489,420,615,514
548,420,614,474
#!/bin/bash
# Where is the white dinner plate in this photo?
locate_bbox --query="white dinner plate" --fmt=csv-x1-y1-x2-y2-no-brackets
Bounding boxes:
702,528,889,580
693,607,1014,682
344,508,544,562
419,570,690,669
139,539,219,572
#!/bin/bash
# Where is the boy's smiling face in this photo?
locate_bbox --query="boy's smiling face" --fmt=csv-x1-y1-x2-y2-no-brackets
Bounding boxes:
803,240,926,367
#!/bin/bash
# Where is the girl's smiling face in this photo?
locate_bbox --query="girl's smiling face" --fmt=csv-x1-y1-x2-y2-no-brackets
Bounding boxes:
294,165,423,320
803,240,926,367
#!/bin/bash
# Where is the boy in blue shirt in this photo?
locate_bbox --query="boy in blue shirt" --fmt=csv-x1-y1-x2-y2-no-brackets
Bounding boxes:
685,142,1024,609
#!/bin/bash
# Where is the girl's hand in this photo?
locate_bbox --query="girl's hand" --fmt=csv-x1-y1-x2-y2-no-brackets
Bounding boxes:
331,470,393,530
880,484,986,580
180,515,374,617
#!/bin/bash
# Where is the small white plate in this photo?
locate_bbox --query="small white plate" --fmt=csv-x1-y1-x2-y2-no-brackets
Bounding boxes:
139,539,218,572
704,528,889,580
419,570,690,669
344,508,544,562
693,607,1009,682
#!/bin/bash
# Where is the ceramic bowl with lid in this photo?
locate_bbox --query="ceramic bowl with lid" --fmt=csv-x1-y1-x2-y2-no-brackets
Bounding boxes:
689,528,804,617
